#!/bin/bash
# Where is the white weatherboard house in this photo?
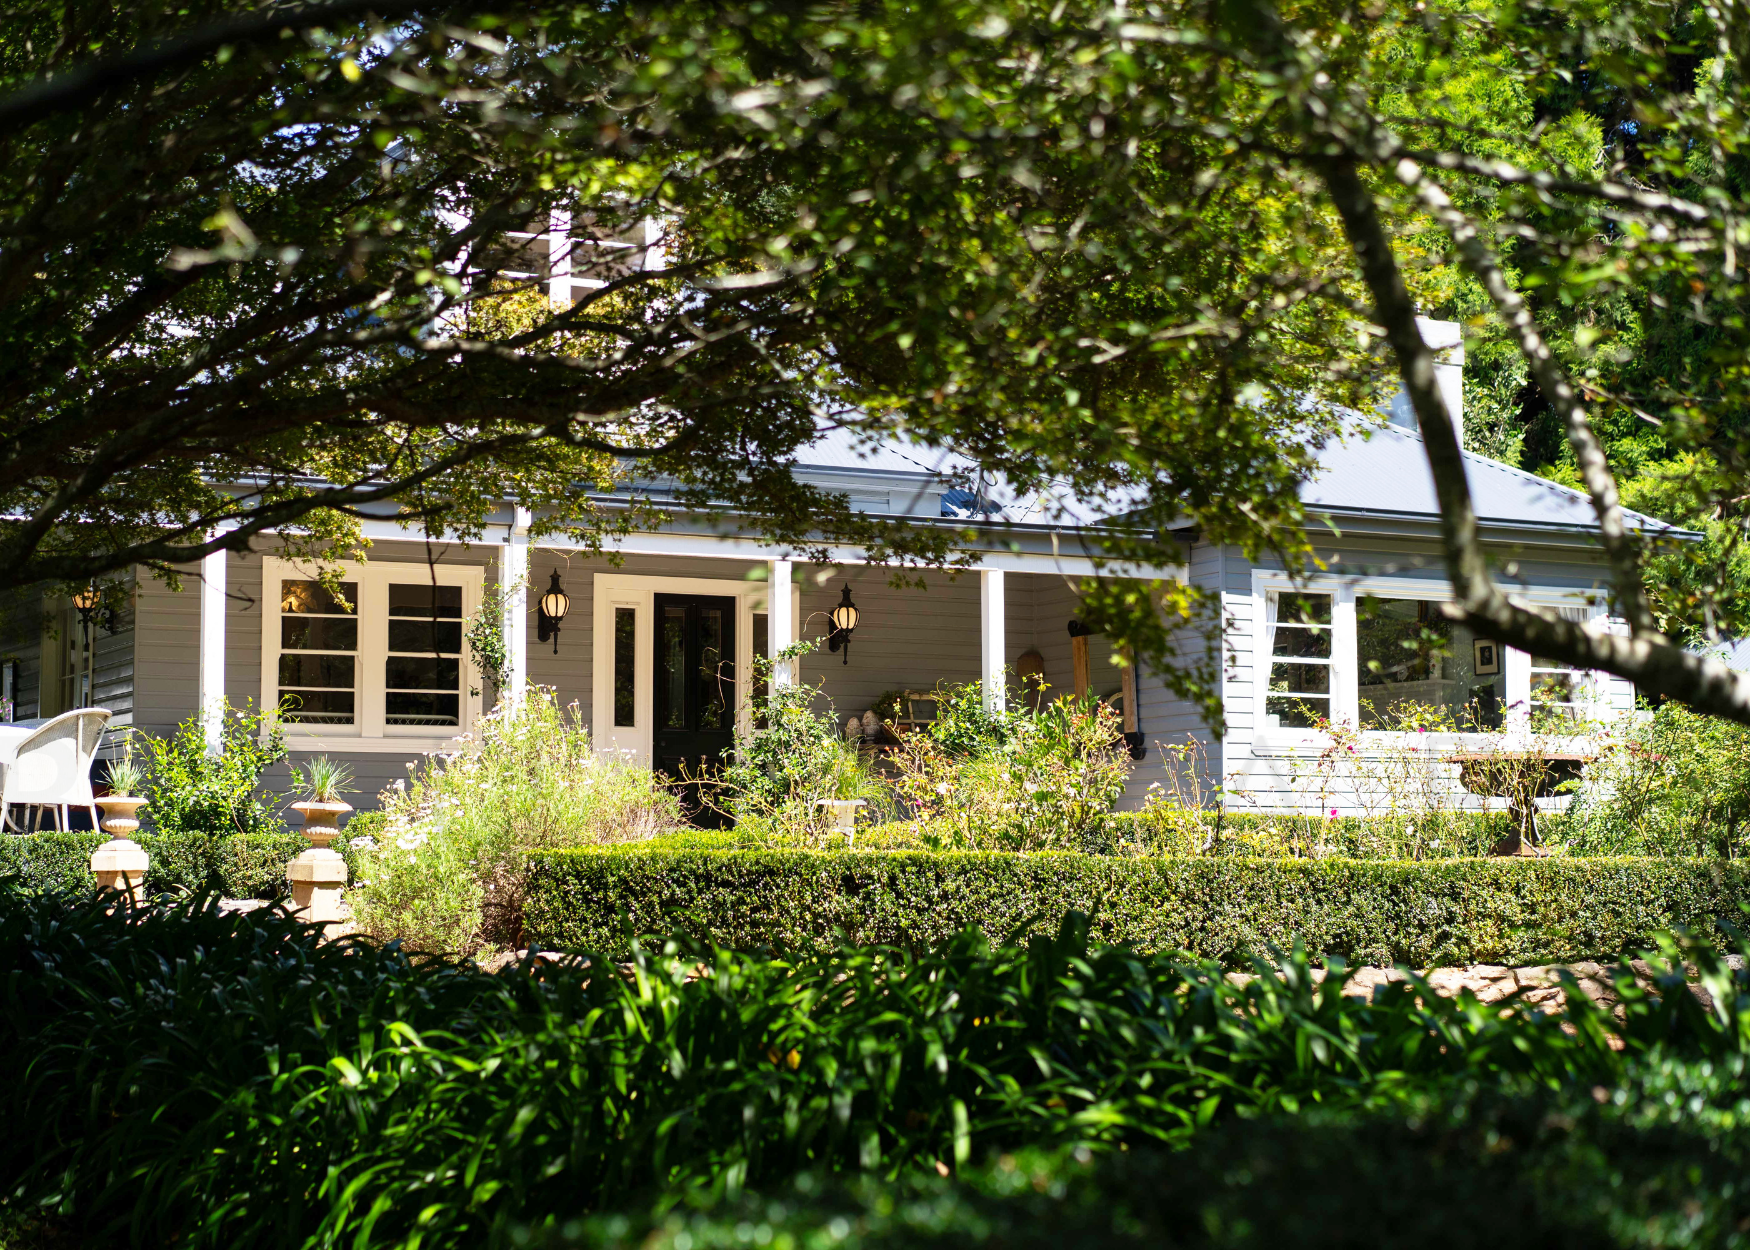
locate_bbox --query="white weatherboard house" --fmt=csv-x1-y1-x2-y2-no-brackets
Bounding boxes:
0,320,1672,816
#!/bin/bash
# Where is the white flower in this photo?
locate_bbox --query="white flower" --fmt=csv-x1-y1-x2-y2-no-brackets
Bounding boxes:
396,831,430,851
349,835,378,850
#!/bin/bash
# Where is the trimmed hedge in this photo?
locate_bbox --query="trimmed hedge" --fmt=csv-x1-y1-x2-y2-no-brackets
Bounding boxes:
647,811,1558,858
0,832,358,899
524,848,1750,967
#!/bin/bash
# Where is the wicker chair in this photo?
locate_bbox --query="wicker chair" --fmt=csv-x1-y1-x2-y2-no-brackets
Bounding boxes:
0,708,110,833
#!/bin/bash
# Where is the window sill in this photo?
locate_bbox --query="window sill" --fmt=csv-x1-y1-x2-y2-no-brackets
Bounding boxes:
1249,728,1598,760
280,730,469,755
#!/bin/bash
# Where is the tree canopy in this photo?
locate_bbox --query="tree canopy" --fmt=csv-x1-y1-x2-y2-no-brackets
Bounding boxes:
2,0,1747,723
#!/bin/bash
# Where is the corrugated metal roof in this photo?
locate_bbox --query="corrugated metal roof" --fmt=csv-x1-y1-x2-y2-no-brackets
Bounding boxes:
1704,638,1750,672
706,417,1678,538
791,425,974,478
1303,421,1670,532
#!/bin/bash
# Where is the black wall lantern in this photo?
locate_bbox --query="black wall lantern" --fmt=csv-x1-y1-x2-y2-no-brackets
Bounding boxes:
72,581,117,636
827,584,860,665
536,571,571,654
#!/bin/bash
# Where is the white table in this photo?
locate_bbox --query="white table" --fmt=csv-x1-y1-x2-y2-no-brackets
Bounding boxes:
0,719,47,767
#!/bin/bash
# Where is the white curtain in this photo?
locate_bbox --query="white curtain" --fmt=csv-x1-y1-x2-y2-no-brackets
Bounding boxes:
1558,605,1597,706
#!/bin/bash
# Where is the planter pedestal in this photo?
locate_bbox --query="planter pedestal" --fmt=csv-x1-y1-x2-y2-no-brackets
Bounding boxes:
288,848,349,927
91,796,150,908
289,799,353,933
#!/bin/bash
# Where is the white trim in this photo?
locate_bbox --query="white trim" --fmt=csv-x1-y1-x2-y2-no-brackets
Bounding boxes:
347,517,1185,581
547,210,571,304
980,568,1006,713
199,540,228,753
500,508,531,707
590,572,798,764
768,558,795,688
260,556,484,750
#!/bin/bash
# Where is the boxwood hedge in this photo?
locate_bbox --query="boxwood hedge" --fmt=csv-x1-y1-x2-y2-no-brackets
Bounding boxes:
0,832,357,899
524,848,1750,967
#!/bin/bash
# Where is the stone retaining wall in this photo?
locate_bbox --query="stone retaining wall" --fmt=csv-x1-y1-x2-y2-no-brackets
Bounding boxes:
1233,954,1748,1013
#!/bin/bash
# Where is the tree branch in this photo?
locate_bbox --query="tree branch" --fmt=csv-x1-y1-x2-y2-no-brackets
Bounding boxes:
1392,146,1714,223
1316,155,1750,725
0,0,438,131
1386,154,1660,636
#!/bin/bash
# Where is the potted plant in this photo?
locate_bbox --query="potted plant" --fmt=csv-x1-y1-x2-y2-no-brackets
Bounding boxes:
92,747,151,905
290,756,355,849
95,750,149,838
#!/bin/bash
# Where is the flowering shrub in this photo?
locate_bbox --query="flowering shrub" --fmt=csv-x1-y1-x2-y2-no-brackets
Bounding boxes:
1566,702,1750,856
712,648,893,841
890,686,1132,852
354,688,684,956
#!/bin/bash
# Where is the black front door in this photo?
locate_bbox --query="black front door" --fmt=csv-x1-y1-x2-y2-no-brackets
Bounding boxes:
653,594,736,824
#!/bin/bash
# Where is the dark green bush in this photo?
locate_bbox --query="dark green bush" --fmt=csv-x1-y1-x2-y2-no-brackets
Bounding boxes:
7,884,1728,1249
524,848,1750,966
11,877,1750,1249
677,811,1579,859
541,1065,1750,1249
0,831,356,898
1110,807,1551,858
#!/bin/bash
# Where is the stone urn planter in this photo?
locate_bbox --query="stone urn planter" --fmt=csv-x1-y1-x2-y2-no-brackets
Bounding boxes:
287,757,356,932
96,794,148,838
290,799,351,849
815,798,866,847
91,795,149,907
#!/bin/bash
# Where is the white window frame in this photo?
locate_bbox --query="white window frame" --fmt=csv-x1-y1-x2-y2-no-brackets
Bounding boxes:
1251,569,1608,745
590,572,797,764
261,556,484,752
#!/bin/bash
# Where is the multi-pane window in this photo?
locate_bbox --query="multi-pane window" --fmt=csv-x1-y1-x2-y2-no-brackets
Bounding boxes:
1264,591,1332,729
660,604,686,731
385,584,462,727
1529,656,1586,728
1355,596,1502,730
1259,582,1601,735
697,603,728,730
265,560,479,740
278,580,358,724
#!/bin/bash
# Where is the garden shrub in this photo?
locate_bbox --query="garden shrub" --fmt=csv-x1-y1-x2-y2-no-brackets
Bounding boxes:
0,830,352,898
353,688,685,956
9,883,1741,1249
689,811,1551,859
139,701,289,837
719,655,895,836
524,847,1750,966
719,672,1134,850
889,688,1132,852
1113,807,1533,858
1568,702,1750,856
